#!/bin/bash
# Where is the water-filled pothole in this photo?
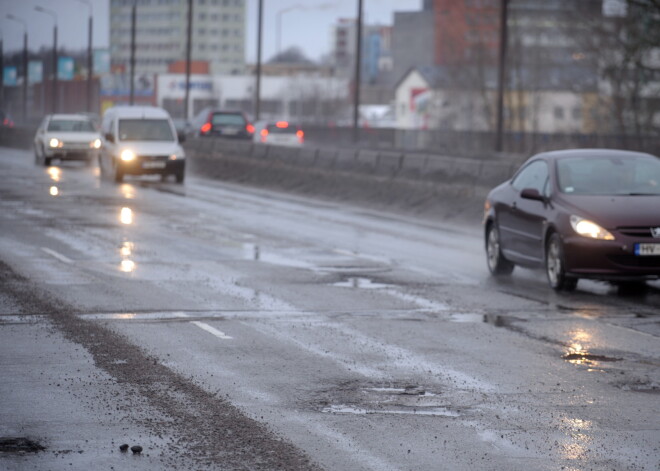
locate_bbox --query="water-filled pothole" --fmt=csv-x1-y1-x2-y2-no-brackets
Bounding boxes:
562,353,622,364
331,277,391,289
0,437,45,453
314,381,463,417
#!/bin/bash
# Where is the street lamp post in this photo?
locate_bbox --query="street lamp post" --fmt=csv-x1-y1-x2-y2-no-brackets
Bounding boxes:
35,6,58,114
184,0,193,121
129,1,137,105
75,0,93,112
255,0,263,121
6,14,28,123
352,0,363,144
277,6,300,58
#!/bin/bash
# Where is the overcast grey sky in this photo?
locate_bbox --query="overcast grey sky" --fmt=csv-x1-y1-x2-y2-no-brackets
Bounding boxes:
1,0,421,62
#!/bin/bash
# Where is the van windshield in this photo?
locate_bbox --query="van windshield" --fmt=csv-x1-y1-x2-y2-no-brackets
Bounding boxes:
118,119,175,141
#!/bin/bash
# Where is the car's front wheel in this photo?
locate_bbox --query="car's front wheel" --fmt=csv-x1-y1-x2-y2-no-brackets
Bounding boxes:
486,222,514,275
546,232,577,291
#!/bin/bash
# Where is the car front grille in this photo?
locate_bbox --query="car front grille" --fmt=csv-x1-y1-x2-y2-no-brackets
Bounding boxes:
617,226,660,239
138,155,169,161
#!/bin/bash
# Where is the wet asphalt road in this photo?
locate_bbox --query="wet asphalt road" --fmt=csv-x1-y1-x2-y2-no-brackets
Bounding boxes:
0,146,658,471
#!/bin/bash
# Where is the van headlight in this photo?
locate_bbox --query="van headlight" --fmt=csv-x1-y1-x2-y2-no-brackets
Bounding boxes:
570,215,615,240
49,138,61,148
120,149,136,162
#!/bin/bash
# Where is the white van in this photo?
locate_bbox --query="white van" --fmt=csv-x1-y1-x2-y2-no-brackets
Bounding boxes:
99,106,186,183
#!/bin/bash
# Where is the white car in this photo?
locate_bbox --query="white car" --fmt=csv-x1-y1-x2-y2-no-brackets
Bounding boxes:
99,106,186,183
254,121,304,147
34,114,102,166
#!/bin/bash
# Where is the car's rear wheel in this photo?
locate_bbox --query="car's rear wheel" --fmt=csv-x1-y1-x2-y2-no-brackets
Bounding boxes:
486,223,514,275
546,232,577,291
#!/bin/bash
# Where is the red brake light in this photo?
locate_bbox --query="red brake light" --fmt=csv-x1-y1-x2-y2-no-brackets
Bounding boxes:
275,121,289,128
200,122,212,134
246,123,255,134
296,129,304,143
260,129,268,142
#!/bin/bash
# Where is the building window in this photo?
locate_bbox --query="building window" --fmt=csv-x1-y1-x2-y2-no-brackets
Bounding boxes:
572,107,581,119
554,107,564,120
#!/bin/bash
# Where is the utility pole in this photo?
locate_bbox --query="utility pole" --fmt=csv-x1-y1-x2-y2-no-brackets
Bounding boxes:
184,0,193,120
352,0,363,144
75,0,94,112
495,0,509,152
255,0,263,121
129,2,137,105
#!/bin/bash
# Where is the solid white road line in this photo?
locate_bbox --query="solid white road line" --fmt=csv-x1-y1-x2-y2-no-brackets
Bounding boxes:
190,321,233,340
41,247,73,264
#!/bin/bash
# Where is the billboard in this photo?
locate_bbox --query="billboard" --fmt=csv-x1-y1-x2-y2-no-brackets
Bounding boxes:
3,67,18,86
28,61,43,84
94,49,110,75
57,57,75,81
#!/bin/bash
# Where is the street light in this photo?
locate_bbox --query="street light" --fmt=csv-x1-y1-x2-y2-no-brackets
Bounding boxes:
277,5,301,57
34,6,58,113
74,0,93,112
6,14,28,122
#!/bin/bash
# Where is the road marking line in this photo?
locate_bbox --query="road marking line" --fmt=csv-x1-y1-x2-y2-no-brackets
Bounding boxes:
41,247,73,264
191,321,233,340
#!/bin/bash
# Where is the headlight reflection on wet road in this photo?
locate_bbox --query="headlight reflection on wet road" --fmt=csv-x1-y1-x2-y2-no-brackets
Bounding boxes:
119,207,134,225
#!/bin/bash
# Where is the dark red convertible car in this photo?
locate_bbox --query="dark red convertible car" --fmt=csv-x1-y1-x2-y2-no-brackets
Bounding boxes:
484,149,660,291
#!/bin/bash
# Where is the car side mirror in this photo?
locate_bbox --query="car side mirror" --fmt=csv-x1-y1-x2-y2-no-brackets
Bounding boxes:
520,188,545,202
104,132,114,143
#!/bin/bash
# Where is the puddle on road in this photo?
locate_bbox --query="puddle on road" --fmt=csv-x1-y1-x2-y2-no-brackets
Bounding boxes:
322,404,460,417
562,352,622,365
332,277,391,289
314,381,463,418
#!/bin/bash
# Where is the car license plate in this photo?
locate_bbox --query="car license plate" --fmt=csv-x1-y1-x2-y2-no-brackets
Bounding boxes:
634,243,660,256
142,161,166,169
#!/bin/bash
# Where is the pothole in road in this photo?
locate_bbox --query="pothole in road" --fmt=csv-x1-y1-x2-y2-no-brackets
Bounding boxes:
331,277,391,289
0,437,45,453
615,380,660,394
562,353,622,364
313,381,464,418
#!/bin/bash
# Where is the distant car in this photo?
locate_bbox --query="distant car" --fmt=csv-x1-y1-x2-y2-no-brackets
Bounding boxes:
0,109,14,128
99,106,186,183
483,149,660,291
254,120,304,147
33,114,102,166
190,108,254,140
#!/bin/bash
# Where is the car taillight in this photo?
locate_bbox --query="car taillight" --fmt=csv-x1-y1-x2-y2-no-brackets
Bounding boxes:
246,123,255,134
260,129,268,142
200,122,212,134
296,130,304,144
276,121,289,128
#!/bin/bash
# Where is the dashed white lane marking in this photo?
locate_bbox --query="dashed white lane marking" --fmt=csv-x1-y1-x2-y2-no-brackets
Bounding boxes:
41,247,73,264
190,321,233,340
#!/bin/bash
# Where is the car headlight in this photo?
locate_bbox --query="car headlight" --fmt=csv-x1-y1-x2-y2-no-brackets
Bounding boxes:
49,138,61,148
168,152,185,160
570,215,615,240
120,149,136,162
90,138,102,149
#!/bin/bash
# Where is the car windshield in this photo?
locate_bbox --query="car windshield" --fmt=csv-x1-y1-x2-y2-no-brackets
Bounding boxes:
211,114,245,126
557,155,660,196
118,119,175,141
48,119,95,132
